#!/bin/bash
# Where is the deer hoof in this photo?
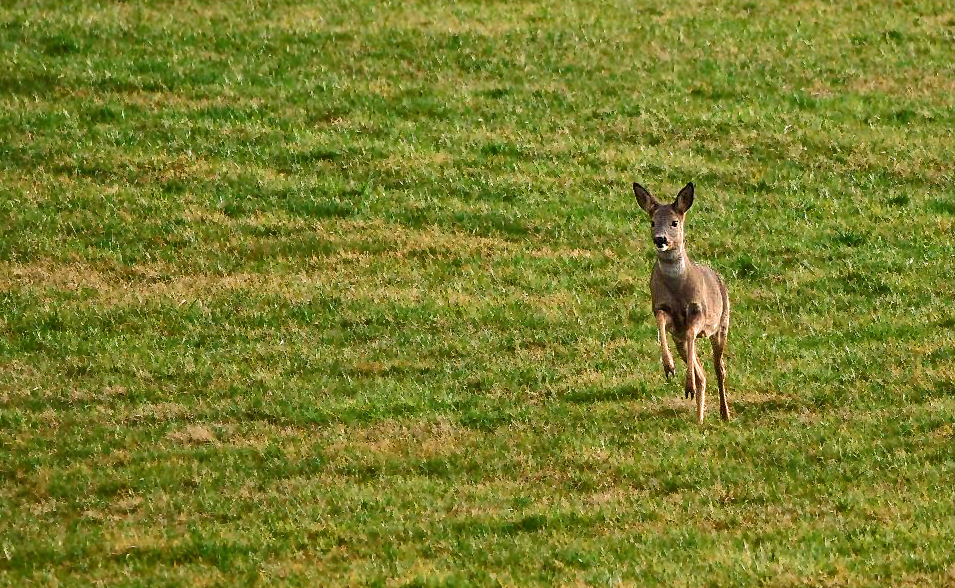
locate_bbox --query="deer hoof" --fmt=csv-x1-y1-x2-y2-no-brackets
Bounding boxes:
685,387,695,400
663,364,675,379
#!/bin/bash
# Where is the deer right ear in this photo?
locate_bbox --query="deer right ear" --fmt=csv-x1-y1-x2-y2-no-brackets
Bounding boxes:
633,183,659,215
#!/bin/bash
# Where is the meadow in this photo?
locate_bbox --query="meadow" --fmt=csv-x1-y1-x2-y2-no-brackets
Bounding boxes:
1,0,954,585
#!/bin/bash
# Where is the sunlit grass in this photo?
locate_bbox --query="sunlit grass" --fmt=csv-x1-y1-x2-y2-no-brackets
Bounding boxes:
1,0,954,585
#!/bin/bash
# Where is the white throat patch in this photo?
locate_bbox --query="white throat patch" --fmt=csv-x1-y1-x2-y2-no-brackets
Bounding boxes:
658,257,686,279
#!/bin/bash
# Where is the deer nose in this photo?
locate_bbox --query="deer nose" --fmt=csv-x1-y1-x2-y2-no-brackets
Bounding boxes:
654,236,668,248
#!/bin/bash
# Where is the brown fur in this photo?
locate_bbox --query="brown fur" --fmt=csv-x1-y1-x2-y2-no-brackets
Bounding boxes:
632,182,731,423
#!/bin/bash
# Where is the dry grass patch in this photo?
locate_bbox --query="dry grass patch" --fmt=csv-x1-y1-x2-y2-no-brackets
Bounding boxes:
128,402,191,424
166,424,218,445
0,262,111,294
105,526,177,557
1,260,341,305
325,418,479,461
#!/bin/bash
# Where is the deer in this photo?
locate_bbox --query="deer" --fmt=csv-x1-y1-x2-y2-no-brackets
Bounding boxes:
632,182,731,423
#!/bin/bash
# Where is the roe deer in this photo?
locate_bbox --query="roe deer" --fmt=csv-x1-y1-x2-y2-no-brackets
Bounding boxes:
632,182,730,423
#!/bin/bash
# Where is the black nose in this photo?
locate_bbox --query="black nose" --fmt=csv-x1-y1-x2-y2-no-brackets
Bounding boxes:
654,236,667,248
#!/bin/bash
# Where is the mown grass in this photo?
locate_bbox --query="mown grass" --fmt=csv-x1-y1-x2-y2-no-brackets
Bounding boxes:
1,0,954,585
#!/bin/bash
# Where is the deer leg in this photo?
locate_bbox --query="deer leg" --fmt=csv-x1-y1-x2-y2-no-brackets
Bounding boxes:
675,342,704,400
712,333,730,421
685,307,706,423
654,309,675,380
685,336,706,423
694,355,706,402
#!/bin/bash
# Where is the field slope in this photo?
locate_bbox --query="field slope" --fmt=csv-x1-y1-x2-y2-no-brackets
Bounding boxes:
1,0,954,585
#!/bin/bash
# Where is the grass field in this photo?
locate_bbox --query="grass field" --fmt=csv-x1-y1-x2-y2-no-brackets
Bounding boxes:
1,0,955,585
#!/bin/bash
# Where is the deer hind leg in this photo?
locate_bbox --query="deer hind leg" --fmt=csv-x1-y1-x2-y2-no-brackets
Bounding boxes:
711,332,730,421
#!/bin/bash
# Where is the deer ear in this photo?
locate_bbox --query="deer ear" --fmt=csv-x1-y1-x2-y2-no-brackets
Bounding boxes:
673,182,694,214
633,183,659,215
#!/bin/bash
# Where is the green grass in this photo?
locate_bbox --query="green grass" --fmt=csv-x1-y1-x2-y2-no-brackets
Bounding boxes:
1,0,955,585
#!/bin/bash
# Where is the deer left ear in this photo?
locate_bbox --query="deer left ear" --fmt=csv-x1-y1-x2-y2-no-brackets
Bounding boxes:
673,182,694,214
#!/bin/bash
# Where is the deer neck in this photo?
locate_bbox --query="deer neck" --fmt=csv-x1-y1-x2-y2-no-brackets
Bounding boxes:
657,252,688,285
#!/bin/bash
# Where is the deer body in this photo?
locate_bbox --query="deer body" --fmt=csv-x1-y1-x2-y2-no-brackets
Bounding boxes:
633,182,731,423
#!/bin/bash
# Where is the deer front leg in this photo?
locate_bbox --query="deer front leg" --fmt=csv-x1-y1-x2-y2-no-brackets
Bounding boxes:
676,343,706,400
654,309,675,380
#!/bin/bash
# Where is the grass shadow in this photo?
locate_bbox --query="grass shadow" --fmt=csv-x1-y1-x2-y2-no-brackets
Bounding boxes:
731,393,801,419
629,386,802,424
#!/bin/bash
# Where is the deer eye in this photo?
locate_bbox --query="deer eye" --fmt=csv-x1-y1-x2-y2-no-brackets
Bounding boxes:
670,221,678,227
649,220,655,227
